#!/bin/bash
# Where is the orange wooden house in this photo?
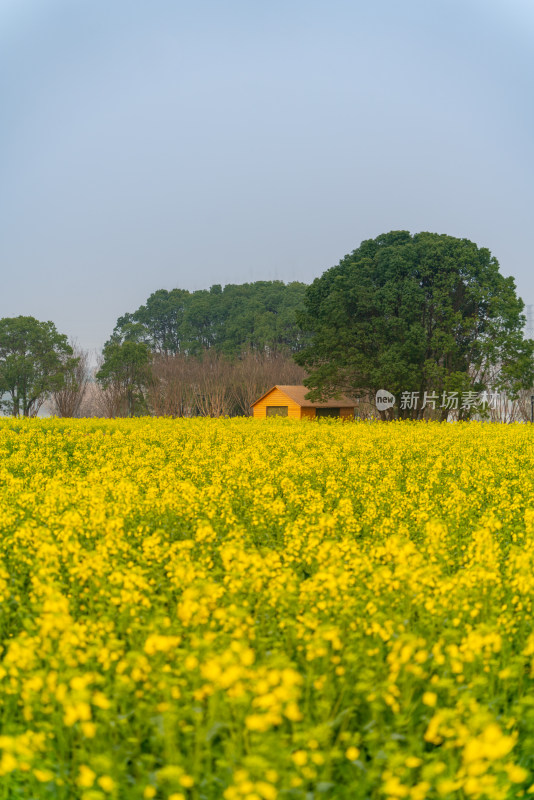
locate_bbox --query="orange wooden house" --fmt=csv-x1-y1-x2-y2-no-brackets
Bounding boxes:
251,385,356,419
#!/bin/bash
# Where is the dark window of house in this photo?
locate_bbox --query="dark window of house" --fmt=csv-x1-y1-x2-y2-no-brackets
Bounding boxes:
316,407,340,418
266,406,288,417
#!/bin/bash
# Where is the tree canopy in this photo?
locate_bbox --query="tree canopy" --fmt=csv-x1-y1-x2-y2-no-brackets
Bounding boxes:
0,316,75,417
96,341,152,417
295,231,534,418
111,281,309,357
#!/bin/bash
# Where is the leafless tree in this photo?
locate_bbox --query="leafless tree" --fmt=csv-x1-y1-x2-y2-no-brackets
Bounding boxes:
486,392,520,423
473,364,525,422
76,354,128,418
191,350,234,417
146,353,196,417
49,343,89,417
516,389,534,423
93,381,127,418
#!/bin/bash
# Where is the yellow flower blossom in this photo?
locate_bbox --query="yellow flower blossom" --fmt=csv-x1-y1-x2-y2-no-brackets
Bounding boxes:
78,765,96,788
98,775,115,792
291,751,307,767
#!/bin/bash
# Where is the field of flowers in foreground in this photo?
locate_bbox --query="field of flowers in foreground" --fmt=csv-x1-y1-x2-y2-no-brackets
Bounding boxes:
1,418,534,799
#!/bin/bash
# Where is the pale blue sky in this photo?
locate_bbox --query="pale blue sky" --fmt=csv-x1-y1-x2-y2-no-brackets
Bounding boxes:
1,0,533,352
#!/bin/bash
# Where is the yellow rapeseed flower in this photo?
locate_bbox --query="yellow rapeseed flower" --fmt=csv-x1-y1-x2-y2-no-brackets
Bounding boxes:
77,766,96,788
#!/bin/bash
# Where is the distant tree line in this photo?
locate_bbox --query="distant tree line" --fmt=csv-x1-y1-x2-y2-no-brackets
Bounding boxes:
2,233,533,420
0,281,308,418
111,281,309,355
92,280,308,417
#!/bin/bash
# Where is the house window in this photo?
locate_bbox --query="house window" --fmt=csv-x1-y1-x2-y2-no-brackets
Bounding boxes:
316,407,340,418
266,406,288,417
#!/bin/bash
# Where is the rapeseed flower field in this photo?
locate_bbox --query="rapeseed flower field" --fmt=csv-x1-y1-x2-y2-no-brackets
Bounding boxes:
1,417,534,799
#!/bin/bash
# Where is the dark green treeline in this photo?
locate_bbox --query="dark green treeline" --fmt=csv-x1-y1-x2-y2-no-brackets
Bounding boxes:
110,281,309,356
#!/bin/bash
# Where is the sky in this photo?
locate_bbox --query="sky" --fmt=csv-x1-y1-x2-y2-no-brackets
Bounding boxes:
1,0,533,353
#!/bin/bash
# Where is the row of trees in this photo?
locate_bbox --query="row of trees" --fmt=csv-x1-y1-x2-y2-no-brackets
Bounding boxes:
112,281,309,355
90,349,305,418
0,280,310,418
2,232,533,419
0,320,304,418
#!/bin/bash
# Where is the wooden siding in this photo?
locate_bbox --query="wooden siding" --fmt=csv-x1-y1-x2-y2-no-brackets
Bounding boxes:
304,408,353,420
253,388,301,419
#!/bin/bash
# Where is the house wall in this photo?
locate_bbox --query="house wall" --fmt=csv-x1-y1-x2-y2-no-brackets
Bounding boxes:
304,407,354,420
252,391,356,420
252,388,302,419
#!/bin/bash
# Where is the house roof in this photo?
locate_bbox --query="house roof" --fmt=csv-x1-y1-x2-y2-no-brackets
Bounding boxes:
252,385,357,408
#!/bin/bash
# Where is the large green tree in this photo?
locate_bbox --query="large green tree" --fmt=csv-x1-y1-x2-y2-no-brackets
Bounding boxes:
96,341,152,417
0,316,75,417
295,231,534,419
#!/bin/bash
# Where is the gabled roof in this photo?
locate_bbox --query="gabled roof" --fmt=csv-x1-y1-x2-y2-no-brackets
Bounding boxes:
252,385,357,408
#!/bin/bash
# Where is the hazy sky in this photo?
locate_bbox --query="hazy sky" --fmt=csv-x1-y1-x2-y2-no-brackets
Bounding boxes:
1,0,533,352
